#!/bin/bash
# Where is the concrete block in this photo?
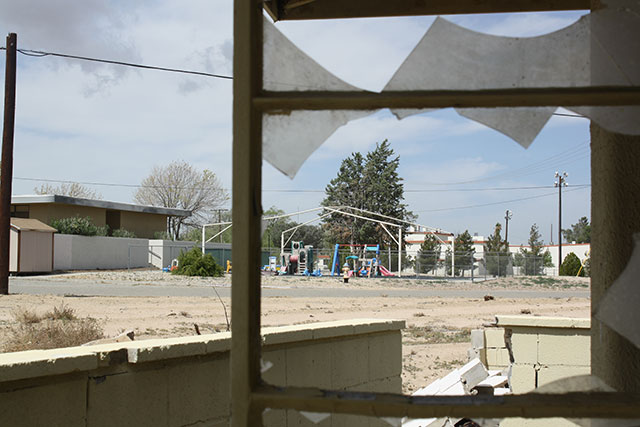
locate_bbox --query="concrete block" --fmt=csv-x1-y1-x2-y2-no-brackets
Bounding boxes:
350,376,402,393
263,408,287,427
262,349,286,386
484,328,506,348
470,329,485,349
467,347,487,366
287,408,332,427
125,336,208,363
509,328,538,364
500,417,581,427
286,342,332,388
311,322,355,340
0,378,86,427
262,325,314,346
353,319,405,335
0,348,98,382
332,413,372,427
537,331,590,366
509,364,537,394
485,348,511,368
167,358,231,427
331,337,369,388
368,332,402,381
537,365,590,388
87,368,169,427
459,358,489,392
496,315,590,329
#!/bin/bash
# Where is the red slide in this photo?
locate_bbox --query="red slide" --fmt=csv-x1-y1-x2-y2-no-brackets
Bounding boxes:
378,266,395,277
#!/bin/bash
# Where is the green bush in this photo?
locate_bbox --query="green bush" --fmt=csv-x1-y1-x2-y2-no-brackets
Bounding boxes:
172,247,223,277
153,231,171,240
50,216,108,236
582,257,591,277
112,228,136,238
559,252,584,276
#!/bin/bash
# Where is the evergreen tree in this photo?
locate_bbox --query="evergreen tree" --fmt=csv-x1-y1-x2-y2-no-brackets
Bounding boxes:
484,223,510,276
417,234,441,274
322,152,365,246
445,230,475,276
559,252,584,276
520,224,546,275
562,216,591,243
321,140,412,251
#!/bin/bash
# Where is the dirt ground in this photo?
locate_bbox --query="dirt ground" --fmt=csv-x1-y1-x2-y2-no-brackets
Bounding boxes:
0,272,590,394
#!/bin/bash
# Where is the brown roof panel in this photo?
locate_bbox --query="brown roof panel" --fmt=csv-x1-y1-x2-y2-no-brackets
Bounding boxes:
10,218,57,232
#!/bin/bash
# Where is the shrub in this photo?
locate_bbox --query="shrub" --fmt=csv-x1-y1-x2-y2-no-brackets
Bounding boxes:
4,304,103,352
172,247,223,277
559,252,584,276
153,231,171,240
112,228,137,238
50,216,108,236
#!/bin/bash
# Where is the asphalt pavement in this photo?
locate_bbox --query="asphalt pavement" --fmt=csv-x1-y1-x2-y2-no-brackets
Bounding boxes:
8,277,590,299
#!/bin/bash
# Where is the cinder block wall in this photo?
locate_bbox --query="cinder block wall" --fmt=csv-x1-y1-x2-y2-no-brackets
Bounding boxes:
477,316,590,427
0,319,403,427
481,316,590,393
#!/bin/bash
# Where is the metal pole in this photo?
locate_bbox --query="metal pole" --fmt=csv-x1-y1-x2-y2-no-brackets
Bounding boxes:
202,225,206,254
451,237,455,277
398,227,402,277
504,210,512,244
0,33,17,295
555,172,567,272
558,178,562,270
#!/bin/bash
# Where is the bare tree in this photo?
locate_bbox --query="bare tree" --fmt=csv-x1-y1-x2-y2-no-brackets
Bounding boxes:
34,183,102,199
134,161,228,240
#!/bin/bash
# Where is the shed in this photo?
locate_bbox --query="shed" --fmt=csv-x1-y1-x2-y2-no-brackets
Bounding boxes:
10,218,57,273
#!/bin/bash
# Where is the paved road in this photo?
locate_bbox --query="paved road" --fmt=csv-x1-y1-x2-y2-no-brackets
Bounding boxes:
8,277,590,299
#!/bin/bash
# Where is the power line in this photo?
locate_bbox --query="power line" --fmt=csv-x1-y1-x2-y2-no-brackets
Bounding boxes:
264,184,591,193
414,186,588,213
18,48,233,80
15,175,589,193
1,45,232,80
416,140,590,186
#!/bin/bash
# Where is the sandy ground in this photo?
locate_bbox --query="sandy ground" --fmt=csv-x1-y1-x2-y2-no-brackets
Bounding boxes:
0,271,590,394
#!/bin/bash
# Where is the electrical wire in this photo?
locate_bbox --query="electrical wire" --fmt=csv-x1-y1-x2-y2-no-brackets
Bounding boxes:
414,186,588,213
416,140,590,186
14,175,589,193
15,47,233,80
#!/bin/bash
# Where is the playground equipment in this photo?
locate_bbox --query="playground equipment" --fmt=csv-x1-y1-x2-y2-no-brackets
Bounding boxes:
281,241,315,275
330,244,386,277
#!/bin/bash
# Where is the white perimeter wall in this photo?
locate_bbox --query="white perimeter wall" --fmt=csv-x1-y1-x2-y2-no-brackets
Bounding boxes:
53,234,150,270
52,236,231,271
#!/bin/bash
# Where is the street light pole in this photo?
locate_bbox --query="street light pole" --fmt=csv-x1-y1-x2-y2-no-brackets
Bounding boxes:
554,171,568,270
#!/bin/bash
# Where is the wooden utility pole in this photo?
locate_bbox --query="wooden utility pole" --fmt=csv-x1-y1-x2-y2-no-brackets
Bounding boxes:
555,171,568,271
0,33,17,295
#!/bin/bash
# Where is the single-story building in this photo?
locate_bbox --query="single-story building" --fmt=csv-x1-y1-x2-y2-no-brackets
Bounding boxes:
11,195,191,239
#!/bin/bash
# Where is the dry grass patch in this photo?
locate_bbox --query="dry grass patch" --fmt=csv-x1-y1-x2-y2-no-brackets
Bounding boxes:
404,325,471,345
3,304,104,353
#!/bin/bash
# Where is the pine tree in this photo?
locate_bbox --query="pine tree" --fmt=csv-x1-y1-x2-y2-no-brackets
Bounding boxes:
484,223,510,276
562,216,591,243
321,140,412,251
417,234,441,274
322,152,365,246
445,230,475,276
520,224,546,275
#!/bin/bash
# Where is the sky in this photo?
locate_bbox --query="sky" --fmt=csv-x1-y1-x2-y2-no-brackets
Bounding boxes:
0,1,591,245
